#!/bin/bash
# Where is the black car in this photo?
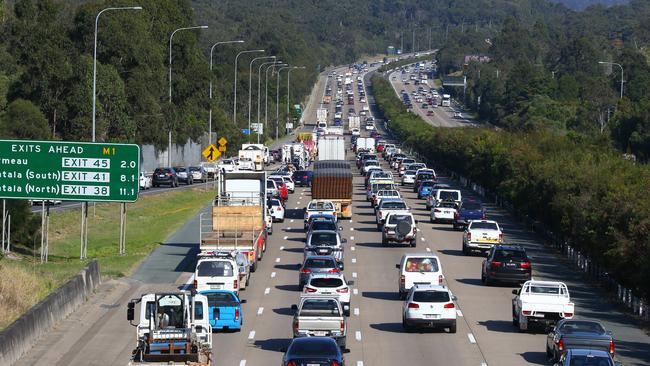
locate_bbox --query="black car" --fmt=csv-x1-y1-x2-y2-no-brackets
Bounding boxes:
546,319,615,362
173,166,194,185
152,167,178,187
282,337,344,366
292,170,314,187
481,245,531,285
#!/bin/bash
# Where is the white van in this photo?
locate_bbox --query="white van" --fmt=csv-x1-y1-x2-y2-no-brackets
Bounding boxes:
396,253,444,299
194,256,239,294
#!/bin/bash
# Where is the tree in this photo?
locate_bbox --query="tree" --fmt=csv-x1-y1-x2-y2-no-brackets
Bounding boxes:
0,98,49,139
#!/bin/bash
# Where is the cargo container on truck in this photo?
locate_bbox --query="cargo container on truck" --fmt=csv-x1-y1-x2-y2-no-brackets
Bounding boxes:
200,171,267,272
311,160,353,219
317,108,328,125
317,137,345,161
356,137,376,153
442,94,451,107
348,115,361,134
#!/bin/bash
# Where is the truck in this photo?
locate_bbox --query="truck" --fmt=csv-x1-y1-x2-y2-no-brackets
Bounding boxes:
512,280,575,332
348,115,361,134
241,144,270,165
200,171,267,272
441,94,451,107
238,145,264,171
317,137,345,161
327,126,344,136
355,137,376,153
291,295,348,348
312,160,353,219
317,108,328,125
127,292,212,365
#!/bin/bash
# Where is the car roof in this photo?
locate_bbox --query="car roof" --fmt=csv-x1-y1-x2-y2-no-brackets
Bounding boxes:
412,284,448,292
493,244,525,252
198,289,238,296
401,252,440,259
308,272,345,280
308,230,338,234
567,349,611,357
304,255,338,261
469,220,498,224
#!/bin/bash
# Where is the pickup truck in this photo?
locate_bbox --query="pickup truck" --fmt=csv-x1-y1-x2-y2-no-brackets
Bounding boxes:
291,296,347,348
304,200,337,230
462,220,503,255
375,199,409,228
512,280,575,332
546,319,615,362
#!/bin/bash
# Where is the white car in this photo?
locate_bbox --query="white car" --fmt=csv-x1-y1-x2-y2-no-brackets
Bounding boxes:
401,170,416,185
303,273,353,316
362,160,380,174
430,200,458,224
373,189,401,207
462,220,503,255
402,284,457,333
351,128,360,136
217,159,237,172
270,174,295,193
512,280,574,332
396,253,444,299
365,123,375,131
188,166,206,182
139,172,152,190
268,198,285,222
304,200,337,229
237,158,255,171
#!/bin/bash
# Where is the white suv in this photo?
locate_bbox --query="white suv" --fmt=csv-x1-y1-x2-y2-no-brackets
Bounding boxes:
194,256,239,294
402,284,457,333
303,273,353,316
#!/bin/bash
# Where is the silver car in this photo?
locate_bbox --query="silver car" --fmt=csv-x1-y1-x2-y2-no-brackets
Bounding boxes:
304,230,346,265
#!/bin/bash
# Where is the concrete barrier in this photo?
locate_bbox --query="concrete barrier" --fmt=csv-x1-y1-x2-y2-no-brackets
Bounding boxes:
0,260,101,366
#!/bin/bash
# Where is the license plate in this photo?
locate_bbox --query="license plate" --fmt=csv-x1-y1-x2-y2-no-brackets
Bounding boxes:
445,211,451,214
506,263,517,268
478,238,497,243
158,174,165,178
210,284,223,289
307,364,321,366
314,331,327,336
424,314,440,319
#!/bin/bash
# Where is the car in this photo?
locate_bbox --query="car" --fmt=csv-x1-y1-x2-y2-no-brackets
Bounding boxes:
271,173,296,193
303,273,353,316
427,110,434,116
291,296,347,348
198,290,244,331
462,220,503,255
453,200,487,230
396,253,444,299
512,280,575,332
401,170,416,185
376,199,409,227
292,170,314,187
306,217,339,236
299,256,341,288
188,166,207,182
281,337,345,366
173,167,194,185
304,200,337,230
365,123,375,131
362,159,380,174
266,179,279,198
152,167,178,187
417,180,436,199
305,230,346,265
546,320,616,362
402,285,457,333
366,180,396,202
194,254,239,294
425,183,452,209
269,176,289,201
373,189,401,207
454,111,462,119
267,198,285,222
481,245,532,285
351,128,361,136
217,159,238,172
139,172,152,190
382,212,418,246
429,189,462,207
430,200,458,224
413,169,436,192
553,349,619,366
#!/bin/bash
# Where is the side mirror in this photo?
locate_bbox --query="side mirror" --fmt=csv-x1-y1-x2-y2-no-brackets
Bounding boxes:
127,302,135,321
606,330,613,335
452,295,457,301
395,264,400,269
512,289,520,295
338,263,344,270
343,305,350,311
291,304,298,311
343,348,351,354
341,238,347,244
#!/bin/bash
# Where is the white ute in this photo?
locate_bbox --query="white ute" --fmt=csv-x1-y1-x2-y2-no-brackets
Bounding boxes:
512,280,575,332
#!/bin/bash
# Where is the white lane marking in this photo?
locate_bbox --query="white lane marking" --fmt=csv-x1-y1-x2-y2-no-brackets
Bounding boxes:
264,287,270,295
456,309,464,317
350,236,355,241
421,237,425,241
353,288,358,295
350,227,354,231
481,363,488,366
352,272,357,278
283,236,288,240
468,333,477,344
239,360,247,366
352,258,357,263
351,246,356,251
297,202,301,205
280,246,285,250
350,219,354,223
294,206,299,209
355,331,362,341
271,272,276,278
257,307,264,315
426,247,431,252
357,362,363,366
248,330,256,340
290,219,294,223
275,257,281,263
354,308,359,316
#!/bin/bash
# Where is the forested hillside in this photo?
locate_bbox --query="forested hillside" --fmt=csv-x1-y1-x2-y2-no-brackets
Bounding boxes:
552,0,628,10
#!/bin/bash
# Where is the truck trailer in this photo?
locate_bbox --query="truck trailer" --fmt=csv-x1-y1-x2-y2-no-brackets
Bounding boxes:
311,160,353,219
317,137,345,161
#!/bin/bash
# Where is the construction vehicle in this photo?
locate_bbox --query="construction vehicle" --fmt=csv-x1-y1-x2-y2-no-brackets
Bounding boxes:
127,292,212,365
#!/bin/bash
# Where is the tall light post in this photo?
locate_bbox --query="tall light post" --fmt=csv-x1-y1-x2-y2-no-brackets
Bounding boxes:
168,25,208,167
276,66,291,140
248,55,275,139
257,60,281,143
266,63,287,135
598,61,624,99
286,66,305,132
208,40,244,144
92,5,142,143
233,49,264,128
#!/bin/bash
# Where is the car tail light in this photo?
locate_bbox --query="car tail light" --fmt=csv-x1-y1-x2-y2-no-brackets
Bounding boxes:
166,173,173,177
564,312,573,318
444,303,455,309
522,310,532,316
287,362,297,366
331,361,340,366
328,268,340,273
481,213,487,219
490,261,502,269
340,320,345,333
235,308,240,320
293,321,299,334
305,287,317,293
408,303,419,309
336,287,349,293
558,338,565,351
499,233,503,242
234,279,238,289
454,212,459,219
193,280,197,289
520,261,531,270
609,340,615,355
400,275,405,286
439,275,444,284
300,268,312,273
466,232,471,242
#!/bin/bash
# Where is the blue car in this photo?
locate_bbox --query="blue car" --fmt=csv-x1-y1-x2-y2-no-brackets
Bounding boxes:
453,200,486,230
292,170,313,187
199,290,244,331
417,180,435,199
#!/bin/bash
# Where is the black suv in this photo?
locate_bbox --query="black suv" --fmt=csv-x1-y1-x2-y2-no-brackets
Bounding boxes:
481,244,531,285
152,167,178,188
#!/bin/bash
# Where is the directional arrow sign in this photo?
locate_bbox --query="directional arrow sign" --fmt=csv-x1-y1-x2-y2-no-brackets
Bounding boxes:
202,144,220,162
218,137,228,146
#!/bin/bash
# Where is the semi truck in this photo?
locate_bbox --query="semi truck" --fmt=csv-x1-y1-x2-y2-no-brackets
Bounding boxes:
348,115,360,134
317,137,345,160
317,108,328,125
200,171,267,272
127,292,212,365
311,160,353,219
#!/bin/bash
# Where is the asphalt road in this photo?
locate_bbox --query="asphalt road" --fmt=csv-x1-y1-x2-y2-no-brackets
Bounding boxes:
15,60,650,366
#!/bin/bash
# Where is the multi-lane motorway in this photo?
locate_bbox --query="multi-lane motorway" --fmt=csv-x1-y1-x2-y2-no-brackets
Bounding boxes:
14,60,650,366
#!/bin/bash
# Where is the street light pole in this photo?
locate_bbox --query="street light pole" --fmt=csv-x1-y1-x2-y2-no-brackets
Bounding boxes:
248,55,275,140
276,66,291,140
233,49,264,127
266,63,286,136
209,40,244,145
93,6,142,143
286,66,305,133
598,61,624,99
168,25,208,167
258,60,281,143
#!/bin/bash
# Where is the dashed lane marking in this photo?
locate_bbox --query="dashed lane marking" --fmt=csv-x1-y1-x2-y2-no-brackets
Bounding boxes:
352,258,357,263
421,237,425,241
426,247,431,252
280,246,285,250
355,331,362,341
275,257,281,263
357,362,363,366
350,236,355,241
468,333,477,344
352,272,357,278
257,307,264,315
248,330,256,340
283,236,288,240
271,272,276,278
290,219,294,223
457,309,464,317
354,308,359,316
353,288,358,295
264,287,270,295
239,360,246,366
350,227,354,231
351,246,356,251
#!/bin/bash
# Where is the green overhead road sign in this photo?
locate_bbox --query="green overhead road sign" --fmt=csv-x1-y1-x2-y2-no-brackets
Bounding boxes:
0,140,140,202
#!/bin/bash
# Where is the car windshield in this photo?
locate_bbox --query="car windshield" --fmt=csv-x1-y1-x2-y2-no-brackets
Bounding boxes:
529,284,567,295
197,261,233,277
373,183,394,192
364,160,379,167
204,292,238,306
470,222,498,230
266,181,275,188
439,191,459,201
288,338,338,356
404,170,416,176
402,159,415,165
420,181,434,187
559,321,606,334
175,167,186,172
413,291,450,303
388,214,413,225
568,355,613,366
309,233,338,246
418,173,434,180
438,201,458,209
310,278,344,288
382,201,407,209
189,167,200,172
301,299,340,317
154,168,170,174
462,202,482,211
494,249,527,261
304,258,336,268
378,190,399,197
311,221,337,231
308,202,334,210
404,257,439,272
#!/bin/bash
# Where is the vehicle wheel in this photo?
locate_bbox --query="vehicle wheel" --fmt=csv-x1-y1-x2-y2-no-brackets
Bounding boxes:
382,237,388,245
484,275,491,286
251,261,257,273
344,308,351,317
449,321,457,334
430,216,435,223
280,218,285,223
452,224,458,230
402,319,413,332
462,243,469,256
377,224,382,231
546,346,553,360
481,272,486,284
399,291,406,300
410,239,416,247
512,306,519,327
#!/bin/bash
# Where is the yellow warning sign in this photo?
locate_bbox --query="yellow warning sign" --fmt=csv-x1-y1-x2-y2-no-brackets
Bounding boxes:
218,146,226,152
218,137,228,146
202,144,220,162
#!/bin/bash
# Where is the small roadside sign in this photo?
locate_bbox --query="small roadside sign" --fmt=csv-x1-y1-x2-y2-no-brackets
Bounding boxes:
218,146,226,152
202,144,220,162
241,128,250,135
218,137,227,146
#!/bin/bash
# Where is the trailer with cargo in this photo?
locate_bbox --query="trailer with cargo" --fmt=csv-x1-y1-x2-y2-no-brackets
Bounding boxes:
311,160,353,219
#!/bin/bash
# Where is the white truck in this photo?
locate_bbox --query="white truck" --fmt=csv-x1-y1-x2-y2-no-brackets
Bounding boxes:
317,108,328,125
441,94,451,107
127,293,212,365
317,137,345,161
238,145,264,171
241,144,270,165
327,126,344,136
512,280,575,332
348,115,360,134
356,137,375,153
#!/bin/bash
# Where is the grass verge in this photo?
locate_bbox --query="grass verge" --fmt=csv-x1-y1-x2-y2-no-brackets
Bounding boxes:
0,187,214,330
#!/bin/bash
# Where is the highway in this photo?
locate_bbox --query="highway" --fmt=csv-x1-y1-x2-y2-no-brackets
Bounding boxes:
14,59,650,366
